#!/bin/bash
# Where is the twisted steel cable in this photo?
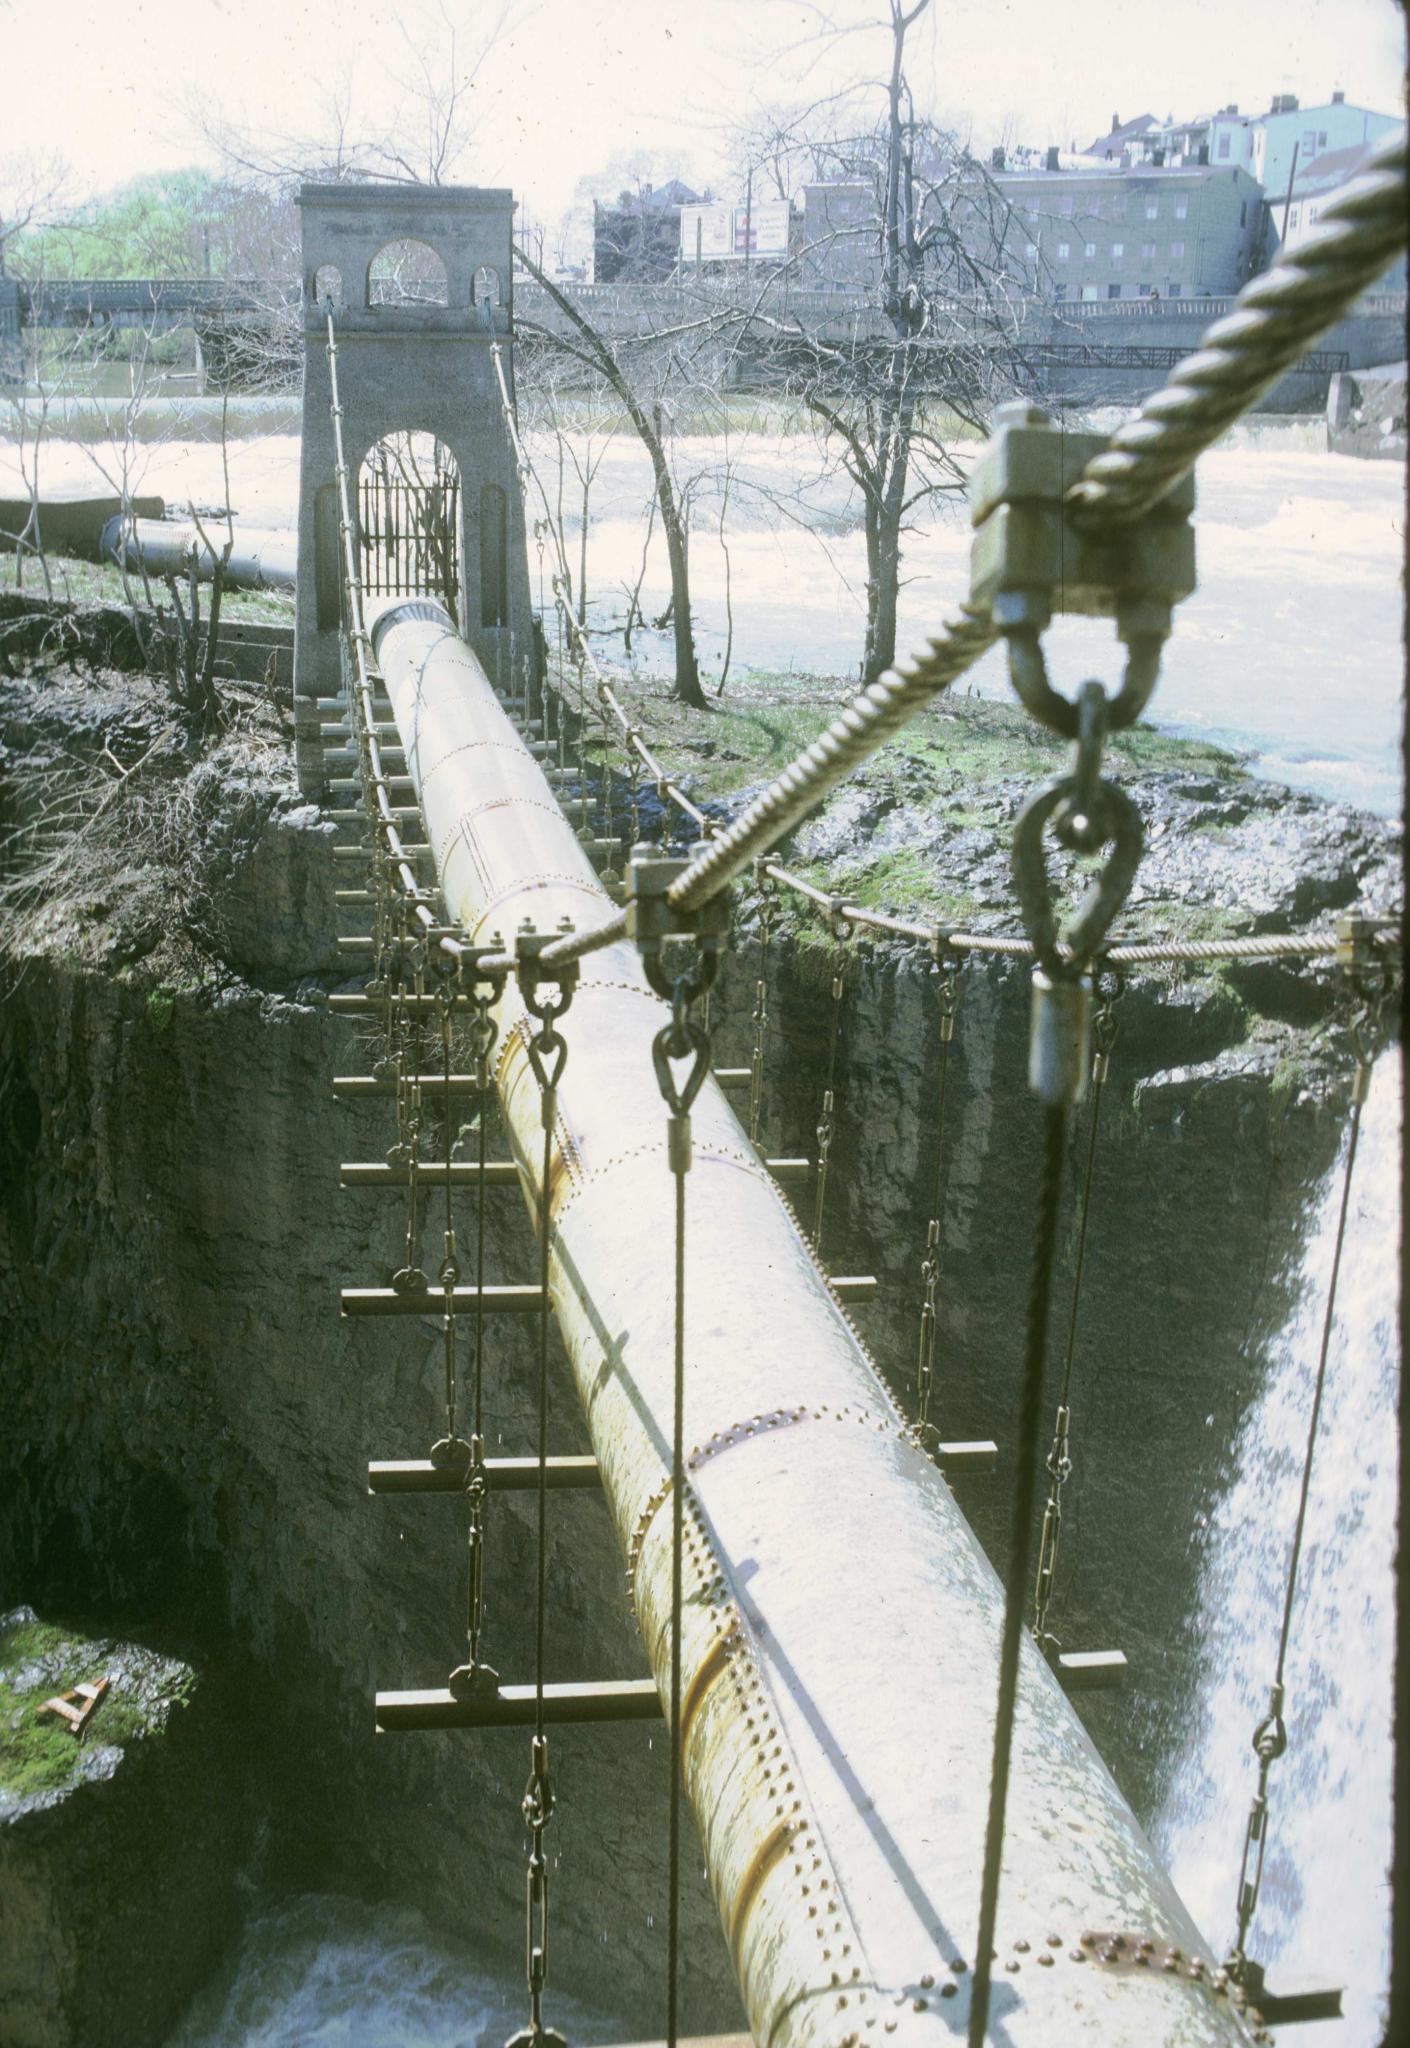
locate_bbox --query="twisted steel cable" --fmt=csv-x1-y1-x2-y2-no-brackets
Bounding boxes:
669,602,998,914
1069,129,1408,526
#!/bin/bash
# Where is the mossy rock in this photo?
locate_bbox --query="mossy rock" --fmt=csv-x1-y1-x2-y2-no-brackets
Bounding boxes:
0,1608,242,2048
0,1607,195,1810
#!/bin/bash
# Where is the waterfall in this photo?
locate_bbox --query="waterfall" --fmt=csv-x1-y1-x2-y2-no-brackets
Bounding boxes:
1153,1049,1400,2046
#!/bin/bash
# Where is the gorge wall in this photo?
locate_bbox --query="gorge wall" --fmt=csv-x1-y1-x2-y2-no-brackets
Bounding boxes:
0,681,1394,2041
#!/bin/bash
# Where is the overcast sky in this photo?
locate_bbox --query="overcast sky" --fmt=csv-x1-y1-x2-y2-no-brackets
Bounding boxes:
3,0,1405,225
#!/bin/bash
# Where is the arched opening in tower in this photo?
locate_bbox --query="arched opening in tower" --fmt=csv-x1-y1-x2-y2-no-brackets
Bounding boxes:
356,432,463,624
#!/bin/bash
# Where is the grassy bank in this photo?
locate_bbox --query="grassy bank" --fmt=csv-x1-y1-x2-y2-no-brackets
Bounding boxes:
4,553,295,627
570,661,1251,942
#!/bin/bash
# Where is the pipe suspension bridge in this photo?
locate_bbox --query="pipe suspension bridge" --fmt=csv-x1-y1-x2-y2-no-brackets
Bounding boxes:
289,137,1404,2048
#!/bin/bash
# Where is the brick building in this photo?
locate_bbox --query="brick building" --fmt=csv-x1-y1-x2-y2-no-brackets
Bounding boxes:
988,160,1265,300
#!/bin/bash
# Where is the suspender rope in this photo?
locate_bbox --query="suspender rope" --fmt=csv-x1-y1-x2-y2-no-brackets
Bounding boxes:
748,859,777,1150
970,1099,1067,2048
812,905,853,1253
444,947,506,1702
392,946,429,1291
626,844,730,2048
1031,973,1121,1655
649,955,717,2048
508,922,578,2048
1225,970,1392,1991
915,946,961,1445
970,678,1143,2046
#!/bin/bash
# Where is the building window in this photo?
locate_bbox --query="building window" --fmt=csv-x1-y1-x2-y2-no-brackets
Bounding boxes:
1058,197,1075,216
1111,241,1124,260
1141,241,1156,260
1240,200,1247,226
1217,133,1231,158
1302,130,1316,155
1175,198,1188,219
1107,281,1122,297
1053,282,1067,298
1139,282,1152,295
1056,241,1070,260
1083,240,1096,258
1288,205,1300,230
1081,283,1099,299
1025,241,1038,259
1145,199,1159,220
1168,282,1182,296
1317,130,1327,150
1170,241,1185,258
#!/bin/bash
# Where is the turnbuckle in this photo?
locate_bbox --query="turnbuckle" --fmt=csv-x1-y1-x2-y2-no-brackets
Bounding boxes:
516,920,578,1120
627,843,728,1177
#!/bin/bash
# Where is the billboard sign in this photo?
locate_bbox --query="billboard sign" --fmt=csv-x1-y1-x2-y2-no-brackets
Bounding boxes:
733,200,791,257
680,199,792,262
680,204,732,261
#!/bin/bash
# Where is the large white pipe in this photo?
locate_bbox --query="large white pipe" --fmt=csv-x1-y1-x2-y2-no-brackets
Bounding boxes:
370,594,1256,2048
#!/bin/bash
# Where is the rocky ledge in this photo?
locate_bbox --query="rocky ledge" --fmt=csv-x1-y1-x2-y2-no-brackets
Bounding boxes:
0,1607,245,2048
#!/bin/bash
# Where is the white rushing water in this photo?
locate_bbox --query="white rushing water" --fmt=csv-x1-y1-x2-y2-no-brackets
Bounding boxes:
1,426,1403,812
169,1894,624,2048
1152,1050,1401,2047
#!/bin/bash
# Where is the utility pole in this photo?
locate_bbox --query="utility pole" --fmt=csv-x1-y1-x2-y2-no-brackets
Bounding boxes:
1279,141,1301,251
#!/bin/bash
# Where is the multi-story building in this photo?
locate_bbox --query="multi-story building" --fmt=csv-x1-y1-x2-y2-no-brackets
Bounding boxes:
1249,93,1401,204
988,159,1264,301
1271,137,1408,287
1087,92,1398,195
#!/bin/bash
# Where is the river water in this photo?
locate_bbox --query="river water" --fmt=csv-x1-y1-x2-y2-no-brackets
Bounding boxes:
2,418,1399,2040
167,1894,623,2048
1,424,1403,813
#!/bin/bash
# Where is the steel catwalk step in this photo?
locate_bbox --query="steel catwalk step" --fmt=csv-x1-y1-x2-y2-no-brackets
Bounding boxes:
368,1454,601,1495
342,1284,545,1317
375,1678,661,1731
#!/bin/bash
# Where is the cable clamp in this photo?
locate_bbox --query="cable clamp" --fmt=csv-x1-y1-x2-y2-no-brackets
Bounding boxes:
625,841,730,1005
970,400,1196,737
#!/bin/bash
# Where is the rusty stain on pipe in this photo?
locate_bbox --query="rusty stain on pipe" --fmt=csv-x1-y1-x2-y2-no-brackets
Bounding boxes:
369,596,1258,2048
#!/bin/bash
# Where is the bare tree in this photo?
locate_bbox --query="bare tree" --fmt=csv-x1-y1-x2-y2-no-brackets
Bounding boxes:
0,150,70,277
514,244,733,709
742,0,1029,683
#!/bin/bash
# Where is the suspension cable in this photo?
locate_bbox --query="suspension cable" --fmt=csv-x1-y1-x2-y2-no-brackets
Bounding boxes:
969,1102,1068,2048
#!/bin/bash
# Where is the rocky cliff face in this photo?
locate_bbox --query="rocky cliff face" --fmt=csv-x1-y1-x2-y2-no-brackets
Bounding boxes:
0,1609,244,2048
0,658,1398,2040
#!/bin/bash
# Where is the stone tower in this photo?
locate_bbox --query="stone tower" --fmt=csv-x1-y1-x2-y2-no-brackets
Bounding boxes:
292,183,533,792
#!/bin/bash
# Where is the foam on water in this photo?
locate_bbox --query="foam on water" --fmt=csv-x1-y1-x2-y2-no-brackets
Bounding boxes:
1152,1051,1401,2046
169,1894,624,2048
1,428,1401,810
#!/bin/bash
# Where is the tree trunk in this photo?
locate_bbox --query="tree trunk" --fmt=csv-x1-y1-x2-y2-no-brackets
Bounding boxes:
514,248,706,709
652,451,704,707
862,395,913,685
